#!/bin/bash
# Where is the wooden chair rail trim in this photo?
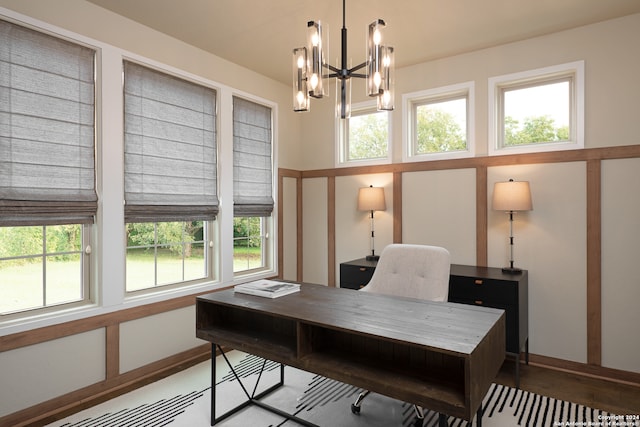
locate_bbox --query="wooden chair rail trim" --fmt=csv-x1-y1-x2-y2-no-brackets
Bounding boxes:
299,144,640,178
0,292,209,352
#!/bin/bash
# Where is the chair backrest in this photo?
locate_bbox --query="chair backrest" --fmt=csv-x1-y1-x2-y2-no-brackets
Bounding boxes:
360,244,451,302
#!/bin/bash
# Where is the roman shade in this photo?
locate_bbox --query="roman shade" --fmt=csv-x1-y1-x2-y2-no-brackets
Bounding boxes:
0,19,97,226
233,97,274,217
124,61,218,222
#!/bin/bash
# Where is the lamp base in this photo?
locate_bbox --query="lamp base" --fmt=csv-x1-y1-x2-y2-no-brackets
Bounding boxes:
366,255,380,261
501,266,523,274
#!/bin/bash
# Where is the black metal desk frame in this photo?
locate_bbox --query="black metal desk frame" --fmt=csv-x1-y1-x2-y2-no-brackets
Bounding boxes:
210,343,318,427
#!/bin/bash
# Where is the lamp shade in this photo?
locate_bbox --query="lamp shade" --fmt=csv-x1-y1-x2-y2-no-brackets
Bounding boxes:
358,186,386,211
492,180,532,211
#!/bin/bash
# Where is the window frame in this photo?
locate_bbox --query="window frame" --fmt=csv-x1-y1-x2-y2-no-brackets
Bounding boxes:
488,61,584,156
232,216,272,276
0,224,92,318
402,81,475,162
124,220,214,294
335,101,392,168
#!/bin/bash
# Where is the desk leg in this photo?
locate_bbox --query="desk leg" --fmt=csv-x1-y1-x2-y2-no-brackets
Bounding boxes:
209,344,318,427
476,405,483,427
515,353,520,389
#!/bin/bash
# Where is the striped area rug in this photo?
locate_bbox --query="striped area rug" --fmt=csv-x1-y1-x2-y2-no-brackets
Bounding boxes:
49,352,622,427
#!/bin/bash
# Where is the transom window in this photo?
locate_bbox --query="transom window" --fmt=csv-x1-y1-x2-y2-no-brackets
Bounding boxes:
336,103,391,167
489,61,584,155
403,82,475,162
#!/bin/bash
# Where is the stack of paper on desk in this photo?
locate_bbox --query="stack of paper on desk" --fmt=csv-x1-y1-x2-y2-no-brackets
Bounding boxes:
233,279,300,298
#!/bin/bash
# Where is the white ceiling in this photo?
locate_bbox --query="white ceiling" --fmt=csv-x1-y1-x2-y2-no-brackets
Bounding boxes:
86,0,640,86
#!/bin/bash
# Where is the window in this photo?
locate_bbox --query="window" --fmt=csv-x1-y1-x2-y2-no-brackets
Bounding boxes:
233,97,274,274
233,217,268,272
489,61,584,155
0,19,96,316
403,82,474,162
123,61,217,292
0,225,90,314
336,103,391,167
125,221,208,292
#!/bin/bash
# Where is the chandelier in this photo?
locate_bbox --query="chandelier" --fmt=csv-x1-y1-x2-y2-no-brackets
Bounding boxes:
292,0,395,119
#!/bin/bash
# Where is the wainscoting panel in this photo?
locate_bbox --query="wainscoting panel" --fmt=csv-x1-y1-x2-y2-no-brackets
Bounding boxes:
119,306,203,373
601,158,640,374
0,328,105,417
402,168,477,265
488,163,587,364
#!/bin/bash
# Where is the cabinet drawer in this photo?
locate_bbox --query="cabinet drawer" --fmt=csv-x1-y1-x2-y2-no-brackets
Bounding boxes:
449,276,517,304
450,297,519,353
340,264,375,289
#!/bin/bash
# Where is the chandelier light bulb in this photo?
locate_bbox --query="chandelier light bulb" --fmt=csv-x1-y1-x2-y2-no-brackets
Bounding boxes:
373,28,382,45
311,32,319,47
373,72,381,89
382,90,391,103
296,91,305,104
310,73,319,89
297,55,305,69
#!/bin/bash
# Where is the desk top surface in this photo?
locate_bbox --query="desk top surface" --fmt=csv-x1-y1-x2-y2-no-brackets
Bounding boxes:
198,283,504,356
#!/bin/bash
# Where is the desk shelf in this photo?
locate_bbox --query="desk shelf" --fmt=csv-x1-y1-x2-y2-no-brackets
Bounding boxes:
196,303,298,360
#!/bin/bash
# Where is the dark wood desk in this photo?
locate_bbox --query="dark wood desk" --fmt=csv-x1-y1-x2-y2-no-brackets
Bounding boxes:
196,283,505,425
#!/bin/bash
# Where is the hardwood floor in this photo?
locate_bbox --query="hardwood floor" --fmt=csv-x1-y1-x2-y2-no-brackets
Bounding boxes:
496,358,640,415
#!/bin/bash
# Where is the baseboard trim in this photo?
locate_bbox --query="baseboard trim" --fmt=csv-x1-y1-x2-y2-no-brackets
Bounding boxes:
2,343,213,427
527,353,640,387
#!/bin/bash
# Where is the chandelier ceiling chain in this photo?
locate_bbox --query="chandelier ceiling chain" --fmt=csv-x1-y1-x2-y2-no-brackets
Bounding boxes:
292,0,395,119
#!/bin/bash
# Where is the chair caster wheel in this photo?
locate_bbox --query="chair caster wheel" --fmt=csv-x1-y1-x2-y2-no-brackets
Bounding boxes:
351,403,361,414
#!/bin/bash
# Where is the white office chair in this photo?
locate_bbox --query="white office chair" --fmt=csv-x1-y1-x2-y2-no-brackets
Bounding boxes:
350,243,451,427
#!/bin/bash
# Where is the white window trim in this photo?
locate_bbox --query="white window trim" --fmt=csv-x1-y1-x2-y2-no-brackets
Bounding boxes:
335,101,392,168
402,81,475,163
488,60,585,156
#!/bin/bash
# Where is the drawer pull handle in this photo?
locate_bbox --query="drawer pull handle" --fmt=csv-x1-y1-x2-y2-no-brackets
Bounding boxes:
475,300,483,305
359,268,366,271
474,279,483,285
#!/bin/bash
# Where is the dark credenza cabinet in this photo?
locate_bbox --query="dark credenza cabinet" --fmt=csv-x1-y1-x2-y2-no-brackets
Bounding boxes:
339,259,529,386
